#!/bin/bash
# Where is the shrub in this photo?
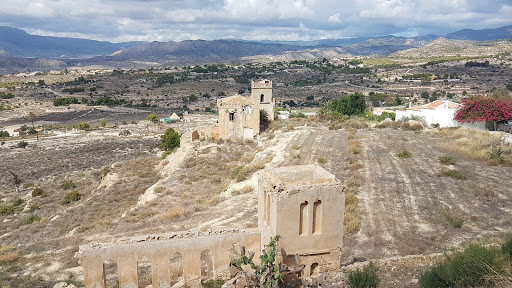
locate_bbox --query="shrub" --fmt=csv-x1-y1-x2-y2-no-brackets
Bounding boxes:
0,205,15,216
348,264,380,288
61,191,82,204
31,187,44,197
398,150,411,158
73,122,90,130
146,113,159,122
502,236,512,258
61,180,76,190
160,128,180,151
17,141,28,148
0,131,9,137
0,252,19,264
53,97,79,106
230,165,256,182
25,214,41,225
349,140,362,154
260,110,271,131
201,280,225,288
401,121,424,131
317,157,327,164
439,169,467,180
419,245,510,288
164,206,187,220
343,118,370,129
28,204,40,212
100,166,110,177
439,155,456,165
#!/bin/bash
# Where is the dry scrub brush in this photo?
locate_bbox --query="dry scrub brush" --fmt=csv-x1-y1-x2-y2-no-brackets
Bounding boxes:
430,127,512,165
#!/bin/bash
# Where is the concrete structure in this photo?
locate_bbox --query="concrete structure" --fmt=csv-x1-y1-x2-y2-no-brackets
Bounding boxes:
80,164,344,288
251,79,275,118
396,100,485,129
217,95,260,140
258,165,345,278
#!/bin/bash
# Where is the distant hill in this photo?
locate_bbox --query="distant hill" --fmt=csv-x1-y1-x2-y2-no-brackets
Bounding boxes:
111,40,306,63
1,25,512,73
391,37,512,58
0,26,142,58
445,25,512,41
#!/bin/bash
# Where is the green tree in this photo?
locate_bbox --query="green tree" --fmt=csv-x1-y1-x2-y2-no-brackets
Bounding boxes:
260,110,271,131
421,91,430,99
146,114,159,122
327,92,367,116
160,128,180,151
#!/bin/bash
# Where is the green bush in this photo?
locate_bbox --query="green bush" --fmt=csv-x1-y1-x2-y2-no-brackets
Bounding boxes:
160,128,180,151
201,280,224,288
398,150,411,158
54,97,79,106
146,113,159,122
501,236,512,258
17,141,28,148
439,155,456,165
25,214,41,225
318,157,327,164
348,264,380,288
73,122,90,130
419,245,510,288
0,205,15,216
0,131,9,138
439,169,467,180
61,180,76,190
61,191,82,204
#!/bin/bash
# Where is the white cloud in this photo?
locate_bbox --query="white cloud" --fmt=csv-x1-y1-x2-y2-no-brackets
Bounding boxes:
328,14,341,24
0,0,511,42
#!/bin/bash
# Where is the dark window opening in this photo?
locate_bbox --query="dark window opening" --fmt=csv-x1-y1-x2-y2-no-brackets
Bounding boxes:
229,112,235,121
260,94,265,102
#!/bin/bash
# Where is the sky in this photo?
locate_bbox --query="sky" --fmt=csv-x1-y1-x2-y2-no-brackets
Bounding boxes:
1,0,511,43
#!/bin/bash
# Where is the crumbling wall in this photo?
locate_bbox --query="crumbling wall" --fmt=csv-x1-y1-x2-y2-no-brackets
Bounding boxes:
80,232,261,288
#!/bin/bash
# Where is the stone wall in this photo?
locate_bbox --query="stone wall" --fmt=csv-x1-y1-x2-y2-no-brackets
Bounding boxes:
80,231,261,288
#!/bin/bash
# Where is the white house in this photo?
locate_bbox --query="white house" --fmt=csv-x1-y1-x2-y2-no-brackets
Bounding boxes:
395,100,485,129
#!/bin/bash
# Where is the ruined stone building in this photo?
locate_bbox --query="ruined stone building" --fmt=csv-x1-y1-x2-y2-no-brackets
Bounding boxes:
194,79,275,140
80,164,344,288
258,165,345,278
251,79,275,118
79,165,344,287
217,95,260,140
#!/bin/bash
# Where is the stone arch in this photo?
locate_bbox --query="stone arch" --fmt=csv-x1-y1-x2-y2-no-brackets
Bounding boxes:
299,201,309,235
313,200,322,234
103,260,118,288
310,262,319,276
170,252,184,283
137,256,152,288
200,249,214,282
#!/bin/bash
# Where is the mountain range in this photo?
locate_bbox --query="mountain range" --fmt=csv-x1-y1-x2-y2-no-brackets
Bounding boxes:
1,25,511,73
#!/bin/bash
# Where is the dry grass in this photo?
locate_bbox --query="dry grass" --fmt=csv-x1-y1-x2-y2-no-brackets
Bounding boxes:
375,119,402,129
349,140,362,154
0,252,19,264
430,127,512,164
343,118,370,129
344,212,361,234
231,186,254,196
347,160,363,171
162,206,187,220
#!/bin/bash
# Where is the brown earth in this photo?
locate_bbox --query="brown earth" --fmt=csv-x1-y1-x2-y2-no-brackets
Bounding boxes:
1,120,512,287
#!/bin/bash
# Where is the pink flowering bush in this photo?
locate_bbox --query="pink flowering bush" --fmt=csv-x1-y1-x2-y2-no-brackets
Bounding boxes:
454,96,512,123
